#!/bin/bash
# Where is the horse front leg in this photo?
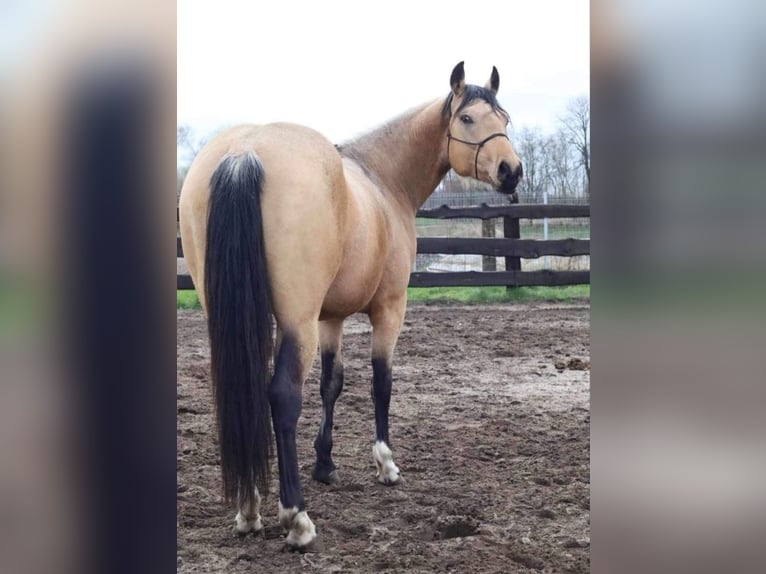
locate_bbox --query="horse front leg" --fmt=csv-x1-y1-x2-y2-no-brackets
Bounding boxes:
268,323,318,551
369,296,406,485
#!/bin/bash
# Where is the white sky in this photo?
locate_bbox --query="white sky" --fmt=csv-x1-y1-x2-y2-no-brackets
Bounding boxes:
178,0,589,147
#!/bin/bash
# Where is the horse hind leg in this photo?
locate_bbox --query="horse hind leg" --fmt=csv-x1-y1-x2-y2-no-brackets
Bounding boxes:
313,319,345,485
369,296,406,485
234,488,263,535
269,322,319,551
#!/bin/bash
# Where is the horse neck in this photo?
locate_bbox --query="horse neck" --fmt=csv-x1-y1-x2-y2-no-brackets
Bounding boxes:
343,98,450,212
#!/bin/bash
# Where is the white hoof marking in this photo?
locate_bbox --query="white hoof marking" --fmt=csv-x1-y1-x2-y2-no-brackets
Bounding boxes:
278,502,317,549
373,440,401,485
235,489,263,534
278,501,297,531
286,511,317,549
234,510,263,534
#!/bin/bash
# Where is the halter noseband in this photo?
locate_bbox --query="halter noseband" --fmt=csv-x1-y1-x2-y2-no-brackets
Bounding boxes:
447,130,509,180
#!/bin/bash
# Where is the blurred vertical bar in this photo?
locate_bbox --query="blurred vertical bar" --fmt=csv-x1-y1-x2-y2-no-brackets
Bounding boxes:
62,59,175,574
0,2,176,574
591,0,766,573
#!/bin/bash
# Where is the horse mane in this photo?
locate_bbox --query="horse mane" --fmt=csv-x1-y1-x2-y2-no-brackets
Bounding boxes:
337,84,508,166
335,85,507,205
335,100,441,185
440,84,509,120
337,103,431,154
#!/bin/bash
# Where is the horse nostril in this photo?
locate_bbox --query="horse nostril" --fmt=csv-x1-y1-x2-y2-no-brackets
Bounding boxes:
516,162,524,180
498,161,511,182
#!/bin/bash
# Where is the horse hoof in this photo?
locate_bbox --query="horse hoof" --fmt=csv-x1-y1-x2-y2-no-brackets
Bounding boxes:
373,441,401,486
313,468,340,485
377,471,402,486
286,536,320,554
234,511,263,536
284,510,317,551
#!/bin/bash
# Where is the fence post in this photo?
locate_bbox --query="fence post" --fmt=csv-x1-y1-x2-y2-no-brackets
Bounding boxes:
481,217,496,271
503,193,521,290
543,189,549,270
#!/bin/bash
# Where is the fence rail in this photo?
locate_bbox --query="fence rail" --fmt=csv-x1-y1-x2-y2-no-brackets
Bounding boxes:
410,270,589,288
416,203,589,220
177,202,589,289
417,237,589,258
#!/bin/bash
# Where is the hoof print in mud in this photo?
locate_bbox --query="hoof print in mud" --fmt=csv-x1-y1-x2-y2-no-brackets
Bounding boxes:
432,515,480,540
563,537,590,549
510,552,545,571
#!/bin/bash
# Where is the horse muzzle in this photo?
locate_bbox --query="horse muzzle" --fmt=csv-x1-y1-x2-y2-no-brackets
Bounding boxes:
497,160,523,194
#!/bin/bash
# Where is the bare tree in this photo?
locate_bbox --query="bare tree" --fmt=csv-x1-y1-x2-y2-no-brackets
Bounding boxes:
515,126,550,202
559,96,590,197
177,124,206,167
547,131,581,198
177,125,188,145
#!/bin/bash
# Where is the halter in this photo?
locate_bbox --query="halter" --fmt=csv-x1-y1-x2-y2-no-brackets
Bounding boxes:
447,131,509,180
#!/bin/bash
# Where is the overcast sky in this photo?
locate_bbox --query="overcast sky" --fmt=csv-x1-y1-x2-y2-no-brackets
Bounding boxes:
178,0,589,151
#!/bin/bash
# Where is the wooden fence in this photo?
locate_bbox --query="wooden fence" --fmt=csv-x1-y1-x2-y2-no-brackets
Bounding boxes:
176,203,589,290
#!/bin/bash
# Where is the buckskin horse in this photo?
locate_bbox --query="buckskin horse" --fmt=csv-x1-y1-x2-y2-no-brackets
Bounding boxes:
178,61,523,551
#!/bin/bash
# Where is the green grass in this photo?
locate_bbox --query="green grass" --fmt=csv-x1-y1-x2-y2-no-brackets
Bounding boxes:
0,283,50,339
407,285,589,304
177,291,201,309
177,285,588,309
521,223,590,239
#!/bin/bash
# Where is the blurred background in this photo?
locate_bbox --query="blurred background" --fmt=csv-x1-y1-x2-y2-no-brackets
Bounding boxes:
1,1,175,574
591,0,766,572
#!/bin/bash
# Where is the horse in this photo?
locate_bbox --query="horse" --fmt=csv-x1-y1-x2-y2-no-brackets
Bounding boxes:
178,61,523,551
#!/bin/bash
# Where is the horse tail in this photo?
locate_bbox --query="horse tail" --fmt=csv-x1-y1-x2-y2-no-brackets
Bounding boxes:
204,152,273,508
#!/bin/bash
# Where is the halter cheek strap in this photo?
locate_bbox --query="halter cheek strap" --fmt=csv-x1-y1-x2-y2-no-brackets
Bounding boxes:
447,131,509,180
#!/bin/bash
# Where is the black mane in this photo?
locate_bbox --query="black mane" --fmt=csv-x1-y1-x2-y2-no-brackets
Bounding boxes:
441,84,508,120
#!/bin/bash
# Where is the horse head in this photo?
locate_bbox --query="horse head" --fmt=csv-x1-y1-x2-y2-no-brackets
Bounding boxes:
445,61,523,193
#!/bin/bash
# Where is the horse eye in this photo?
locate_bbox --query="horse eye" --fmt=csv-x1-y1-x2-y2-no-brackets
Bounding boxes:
460,114,473,124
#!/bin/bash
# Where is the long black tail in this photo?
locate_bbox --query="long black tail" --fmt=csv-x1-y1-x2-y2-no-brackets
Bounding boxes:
204,153,273,508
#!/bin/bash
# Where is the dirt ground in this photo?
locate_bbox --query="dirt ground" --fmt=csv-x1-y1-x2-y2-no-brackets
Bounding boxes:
177,302,590,573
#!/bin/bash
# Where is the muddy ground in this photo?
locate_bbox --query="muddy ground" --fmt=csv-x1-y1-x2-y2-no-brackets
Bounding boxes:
177,302,590,573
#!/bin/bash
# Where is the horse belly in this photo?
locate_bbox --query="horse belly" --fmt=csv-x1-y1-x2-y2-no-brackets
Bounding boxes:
320,261,384,320
320,207,388,320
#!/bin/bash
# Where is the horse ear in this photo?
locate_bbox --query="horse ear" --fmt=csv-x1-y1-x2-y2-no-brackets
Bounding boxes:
485,66,500,95
450,61,465,97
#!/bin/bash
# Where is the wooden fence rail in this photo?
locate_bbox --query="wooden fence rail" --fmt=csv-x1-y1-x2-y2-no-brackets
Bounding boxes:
415,203,589,220
416,237,589,258
409,270,589,288
177,203,589,289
